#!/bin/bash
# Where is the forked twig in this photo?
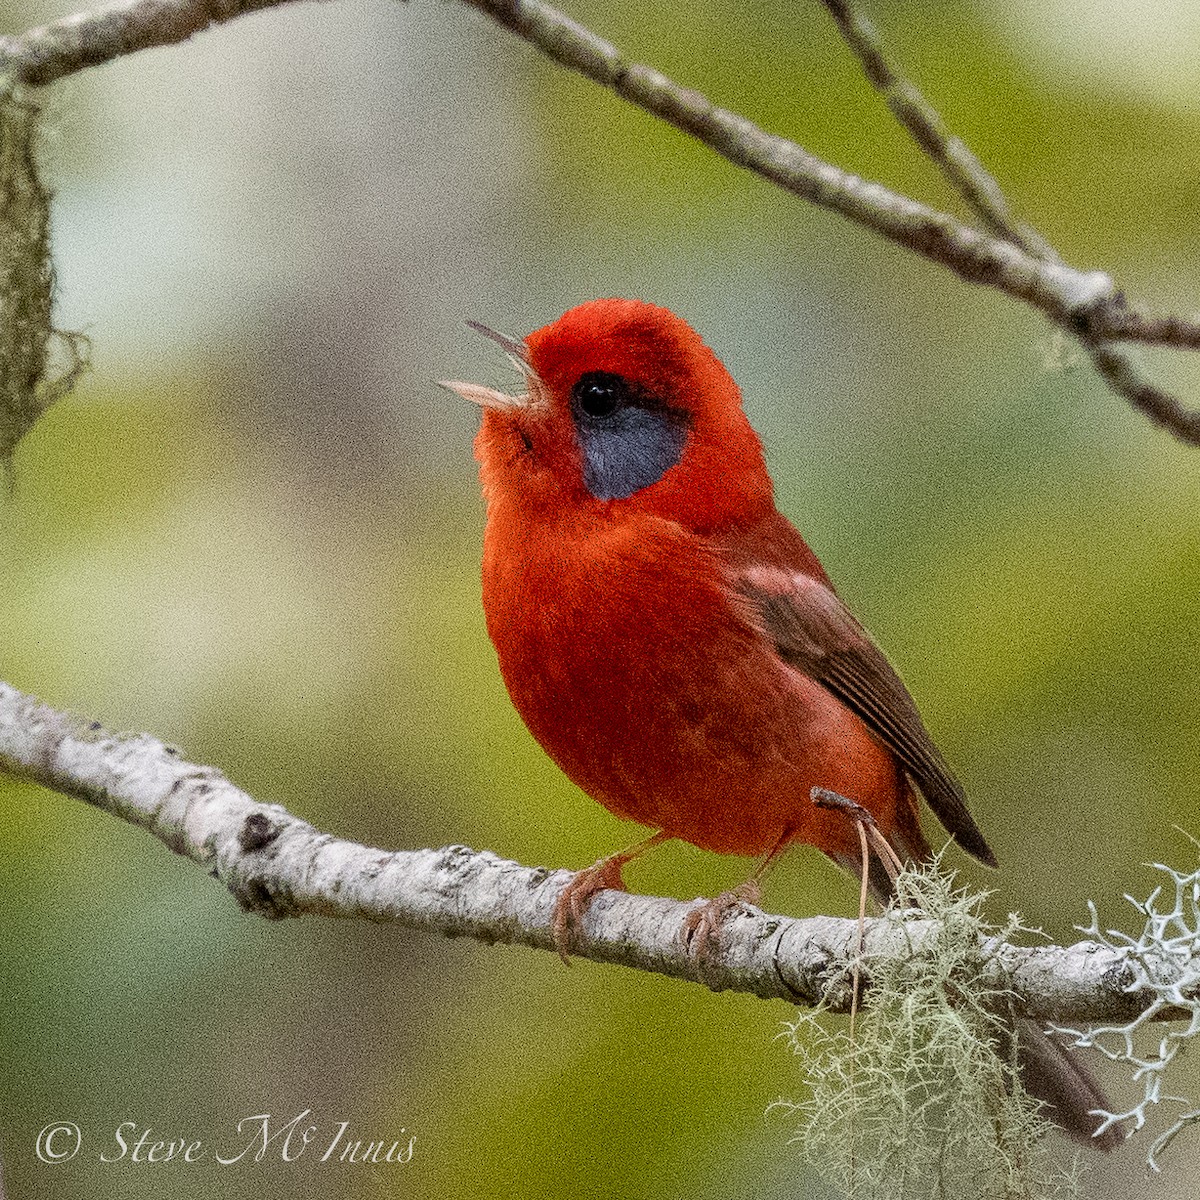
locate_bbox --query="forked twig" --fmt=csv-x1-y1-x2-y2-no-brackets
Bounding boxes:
815,0,1200,445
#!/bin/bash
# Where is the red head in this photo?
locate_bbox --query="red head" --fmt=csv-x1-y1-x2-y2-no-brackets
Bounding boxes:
444,299,774,535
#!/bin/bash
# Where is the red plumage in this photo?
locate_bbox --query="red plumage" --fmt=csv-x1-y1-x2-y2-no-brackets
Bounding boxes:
445,298,1114,1150
473,298,954,878
482,498,924,870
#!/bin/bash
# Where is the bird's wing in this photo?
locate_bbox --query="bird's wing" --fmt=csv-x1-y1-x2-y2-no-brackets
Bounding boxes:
733,565,997,867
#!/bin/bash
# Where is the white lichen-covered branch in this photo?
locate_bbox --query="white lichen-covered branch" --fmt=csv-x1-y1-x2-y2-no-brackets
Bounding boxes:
0,679,1175,1025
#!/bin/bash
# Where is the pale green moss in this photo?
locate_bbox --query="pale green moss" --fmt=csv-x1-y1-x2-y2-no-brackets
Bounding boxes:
779,862,1078,1200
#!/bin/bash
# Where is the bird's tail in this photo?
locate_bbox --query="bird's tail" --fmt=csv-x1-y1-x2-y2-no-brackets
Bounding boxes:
1014,1018,1122,1150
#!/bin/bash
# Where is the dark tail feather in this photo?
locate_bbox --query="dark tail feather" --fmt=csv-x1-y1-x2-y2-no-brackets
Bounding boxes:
1015,1018,1122,1150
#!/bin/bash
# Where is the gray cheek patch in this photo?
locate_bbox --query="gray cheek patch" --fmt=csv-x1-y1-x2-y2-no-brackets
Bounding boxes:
576,406,690,501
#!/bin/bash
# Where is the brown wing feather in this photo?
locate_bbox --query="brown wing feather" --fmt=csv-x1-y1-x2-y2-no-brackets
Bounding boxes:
737,567,997,868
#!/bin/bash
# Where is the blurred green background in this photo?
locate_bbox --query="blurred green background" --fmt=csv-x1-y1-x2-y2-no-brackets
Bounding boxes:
2,0,1199,1196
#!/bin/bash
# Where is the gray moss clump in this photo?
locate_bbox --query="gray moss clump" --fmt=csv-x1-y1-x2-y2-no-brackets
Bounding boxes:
1,79,89,465
779,862,1079,1200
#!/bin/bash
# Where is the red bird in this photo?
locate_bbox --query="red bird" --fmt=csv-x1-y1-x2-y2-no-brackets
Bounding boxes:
444,298,1114,1148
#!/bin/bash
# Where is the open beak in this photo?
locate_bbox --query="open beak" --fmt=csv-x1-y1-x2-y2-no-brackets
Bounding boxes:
439,320,541,411
465,320,528,361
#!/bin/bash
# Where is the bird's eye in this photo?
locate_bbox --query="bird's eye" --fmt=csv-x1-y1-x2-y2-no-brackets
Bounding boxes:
573,372,625,419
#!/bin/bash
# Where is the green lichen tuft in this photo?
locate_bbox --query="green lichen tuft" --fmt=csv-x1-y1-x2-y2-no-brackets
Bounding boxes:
779,861,1079,1200
1,79,89,466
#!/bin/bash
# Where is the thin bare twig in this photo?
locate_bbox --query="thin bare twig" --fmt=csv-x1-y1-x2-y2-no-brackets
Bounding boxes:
816,0,1058,263
0,0,1120,328
0,0,324,87
814,0,1200,446
465,0,1111,318
1084,302,1200,350
468,0,1200,444
1085,341,1200,442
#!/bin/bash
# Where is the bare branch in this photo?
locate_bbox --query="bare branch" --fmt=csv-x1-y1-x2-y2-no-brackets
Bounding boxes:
1,0,1198,441
476,0,1200,443
815,0,1058,263
1084,301,1200,351
0,0,1118,327
465,0,1112,317
1084,341,1200,442
0,0,322,87
812,0,1200,445
0,680,1175,1026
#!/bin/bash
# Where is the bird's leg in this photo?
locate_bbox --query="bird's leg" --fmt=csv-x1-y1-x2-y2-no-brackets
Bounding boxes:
811,786,905,901
552,830,671,964
681,831,791,960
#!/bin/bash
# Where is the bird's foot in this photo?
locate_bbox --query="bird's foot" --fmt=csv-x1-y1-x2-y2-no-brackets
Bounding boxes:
551,855,629,965
681,878,764,963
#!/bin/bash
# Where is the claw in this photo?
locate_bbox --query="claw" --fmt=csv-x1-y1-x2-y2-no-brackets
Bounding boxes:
551,856,629,964
549,831,672,964
682,878,764,963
